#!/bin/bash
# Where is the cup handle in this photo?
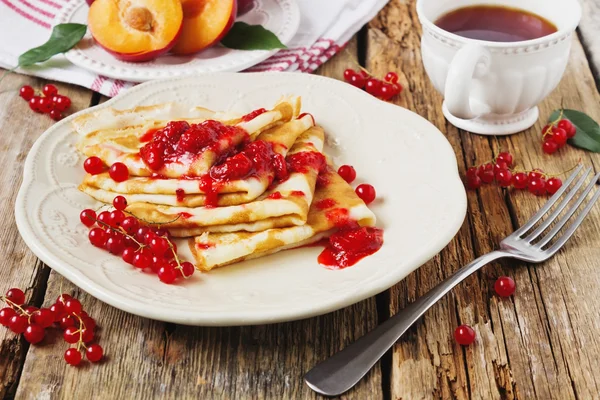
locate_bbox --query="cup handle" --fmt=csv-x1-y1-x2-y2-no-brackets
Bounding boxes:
444,43,492,120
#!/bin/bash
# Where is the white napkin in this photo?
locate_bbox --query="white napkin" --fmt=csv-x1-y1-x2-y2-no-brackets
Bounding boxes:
0,0,388,97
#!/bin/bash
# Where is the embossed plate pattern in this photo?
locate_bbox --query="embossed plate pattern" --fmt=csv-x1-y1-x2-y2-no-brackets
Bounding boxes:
57,0,300,82
15,73,467,326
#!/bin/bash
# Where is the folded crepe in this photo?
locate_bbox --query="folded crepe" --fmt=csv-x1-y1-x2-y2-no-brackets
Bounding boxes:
124,125,326,234
78,114,315,207
75,97,302,178
182,167,377,271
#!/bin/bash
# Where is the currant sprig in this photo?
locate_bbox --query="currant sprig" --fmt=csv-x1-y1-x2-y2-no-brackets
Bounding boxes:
81,195,196,284
0,288,104,365
465,152,568,196
541,110,577,154
19,84,71,121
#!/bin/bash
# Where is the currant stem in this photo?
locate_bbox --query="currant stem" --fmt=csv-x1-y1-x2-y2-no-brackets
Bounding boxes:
543,109,565,137
1,296,30,317
94,217,145,249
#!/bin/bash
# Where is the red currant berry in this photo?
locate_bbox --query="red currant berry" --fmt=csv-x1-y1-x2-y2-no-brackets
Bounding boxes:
466,167,478,179
528,177,547,196
50,302,66,321
158,265,178,284
454,324,476,345
81,327,94,343
558,119,576,138
180,261,195,278
121,216,139,234
337,165,356,183
512,172,528,189
82,316,96,331
49,109,62,121
86,344,104,362
493,161,508,175
97,211,111,226
109,162,129,182
65,298,82,315
106,235,125,255
477,163,495,184
496,152,513,167
24,324,45,344
24,306,38,314
59,315,75,329
109,210,125,227
9,315,29,334
355,184,376,204
364,78,382,96
343,69,356,81
551,127,567,146
546,177,563,195
112,195,127,211
122,247,136,264
19,85,34,101
0,307,16,326
57,293,71,304
29,96,43,112
84,156,104,175
542,140,559,154
6,288,25,305
31,308,54,328
133,251,151,269
494,276,516,297
39,97,53,113
348,73,366,89
149,237,169,256
80,209,96,227
53,95,71,111
528,170,544,180
384,71,398,83
379,83,398,100
496,169,513,187
42,84,58,97
154,228,170,238
65,348,82,366
89,227,107,248
466,175,482,190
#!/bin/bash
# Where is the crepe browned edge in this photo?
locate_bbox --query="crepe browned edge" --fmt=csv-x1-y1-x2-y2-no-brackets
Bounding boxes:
187,167,373,271
78,116,315,207
123,126,325,230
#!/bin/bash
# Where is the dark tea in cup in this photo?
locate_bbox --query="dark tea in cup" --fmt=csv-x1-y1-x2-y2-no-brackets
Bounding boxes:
435,5,557,42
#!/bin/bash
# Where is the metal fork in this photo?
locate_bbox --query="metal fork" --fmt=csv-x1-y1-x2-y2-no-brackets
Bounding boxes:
305,165,600,397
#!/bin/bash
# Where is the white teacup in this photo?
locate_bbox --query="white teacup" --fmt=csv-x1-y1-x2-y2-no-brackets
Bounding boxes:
416,0,582,135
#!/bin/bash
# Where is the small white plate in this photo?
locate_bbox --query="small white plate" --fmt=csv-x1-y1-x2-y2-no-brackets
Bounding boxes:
57,0,300,82
15,73,467,326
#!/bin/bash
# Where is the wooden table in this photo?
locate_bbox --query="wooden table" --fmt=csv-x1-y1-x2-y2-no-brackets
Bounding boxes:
2,1,600,398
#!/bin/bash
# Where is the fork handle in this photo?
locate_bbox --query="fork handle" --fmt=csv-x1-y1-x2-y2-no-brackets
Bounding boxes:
304,250,507,397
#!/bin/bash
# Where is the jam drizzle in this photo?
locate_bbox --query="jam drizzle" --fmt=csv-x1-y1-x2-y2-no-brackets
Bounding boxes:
267,192,282,200
315,198,337,210
318,226,384,269
241,108,267,122
176,188,185,203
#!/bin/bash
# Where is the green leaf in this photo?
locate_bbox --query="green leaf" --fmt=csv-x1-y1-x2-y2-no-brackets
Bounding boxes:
549,109,600,152
221,22,286,50
18,23,87,67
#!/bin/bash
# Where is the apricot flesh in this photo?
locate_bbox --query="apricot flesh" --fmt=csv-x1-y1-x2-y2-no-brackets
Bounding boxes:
88,0,183,62
171,0,237,55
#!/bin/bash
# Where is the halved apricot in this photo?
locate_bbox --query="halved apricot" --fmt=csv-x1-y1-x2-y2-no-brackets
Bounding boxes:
88,0,183,62
171,0,237,55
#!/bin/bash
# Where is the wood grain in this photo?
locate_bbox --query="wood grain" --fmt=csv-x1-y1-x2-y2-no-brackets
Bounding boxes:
368,1,600,399
0,74,94,399
578,0,600,85
12,39,385,400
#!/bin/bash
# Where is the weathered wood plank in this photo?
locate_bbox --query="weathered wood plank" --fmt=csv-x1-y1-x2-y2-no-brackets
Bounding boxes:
368,0,600,399
578,0,600,84
0,73,94,399
14,39,384,400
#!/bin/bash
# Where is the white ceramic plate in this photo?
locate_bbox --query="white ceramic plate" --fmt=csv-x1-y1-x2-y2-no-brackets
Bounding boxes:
15,73,466,326
57,0,300,82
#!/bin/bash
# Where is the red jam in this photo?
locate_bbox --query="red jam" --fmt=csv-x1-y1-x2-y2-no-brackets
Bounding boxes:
288,151,326,174
318,226,384,269
325,208,350,227
199,174,223,207
140,128,158,143
267,192,282,200
196,243,214,250
176,188,185,202
139,120,248,172
241,108,267,122
291,190,305,197
298,112,315,125
316,198,337,210
179,212,193,219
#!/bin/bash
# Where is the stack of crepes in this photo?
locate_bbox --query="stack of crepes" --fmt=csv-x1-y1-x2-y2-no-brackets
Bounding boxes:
75,97,376,271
